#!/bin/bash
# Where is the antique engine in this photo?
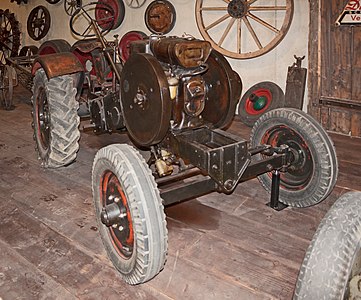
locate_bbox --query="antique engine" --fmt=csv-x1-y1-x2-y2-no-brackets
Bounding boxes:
120,35,242,146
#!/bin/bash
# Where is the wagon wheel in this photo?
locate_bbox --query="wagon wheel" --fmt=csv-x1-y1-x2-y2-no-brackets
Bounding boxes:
27,6,51,41
0,65,15,110
195,0,294,59
70,2,115,38
125,0,146,8
64,0,83,16
95,0,125,30
145,0,176,34
0,9,21,64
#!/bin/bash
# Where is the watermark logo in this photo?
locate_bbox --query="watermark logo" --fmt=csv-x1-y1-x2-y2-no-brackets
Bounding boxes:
336,0,361,25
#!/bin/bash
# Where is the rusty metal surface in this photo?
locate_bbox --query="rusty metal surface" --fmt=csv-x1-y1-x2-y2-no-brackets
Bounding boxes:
284,56,307,110
151,37,211,68
201,50,242,129
32,52,84,78
120,53,171,146
71,39,102,54
167,128,250,193
145,0,176,34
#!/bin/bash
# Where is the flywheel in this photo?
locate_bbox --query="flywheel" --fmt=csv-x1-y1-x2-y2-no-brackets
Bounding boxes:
120,53,171,147
201,50,242,129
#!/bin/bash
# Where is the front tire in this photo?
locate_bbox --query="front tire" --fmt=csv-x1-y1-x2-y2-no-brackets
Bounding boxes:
32,69,80,168
250,108,338,207
294,191,361,299
92,144,168,285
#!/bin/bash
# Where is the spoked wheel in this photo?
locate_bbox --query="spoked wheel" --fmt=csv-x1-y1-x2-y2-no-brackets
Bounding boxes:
27,6,51,41
92,144,168,285
0,64,15,110
19,45,39,57
64,0,83,16
0,9,21,64
195,0,294,59
125,0,146,8
31,68,80,168
250,108,338,207
70,2,115,38
239,81,284,127
294,191,361,299
95,0,125,30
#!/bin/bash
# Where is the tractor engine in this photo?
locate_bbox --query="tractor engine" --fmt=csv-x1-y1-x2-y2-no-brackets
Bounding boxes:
120,35,243,147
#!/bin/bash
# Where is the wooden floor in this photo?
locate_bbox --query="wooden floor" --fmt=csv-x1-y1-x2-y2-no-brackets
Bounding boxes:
1,86,360,300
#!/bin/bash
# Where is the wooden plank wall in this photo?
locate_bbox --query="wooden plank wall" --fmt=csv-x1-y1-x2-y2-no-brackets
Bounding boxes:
309,0,361,137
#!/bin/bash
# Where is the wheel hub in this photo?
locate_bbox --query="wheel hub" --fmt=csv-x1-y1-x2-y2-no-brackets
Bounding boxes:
100,171,134,258
228,0,248,18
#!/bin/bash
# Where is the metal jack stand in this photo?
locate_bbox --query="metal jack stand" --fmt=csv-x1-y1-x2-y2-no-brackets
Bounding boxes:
267,170,288,211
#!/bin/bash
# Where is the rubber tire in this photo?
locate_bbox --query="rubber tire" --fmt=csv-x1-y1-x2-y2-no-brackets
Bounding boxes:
239,81,285,127
294,191,361,299
92,144,168,285
250,108,338,207
32,69,80,168
38,39,71,55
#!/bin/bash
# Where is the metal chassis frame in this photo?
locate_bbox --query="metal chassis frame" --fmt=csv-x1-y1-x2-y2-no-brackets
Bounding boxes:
158,127,293,207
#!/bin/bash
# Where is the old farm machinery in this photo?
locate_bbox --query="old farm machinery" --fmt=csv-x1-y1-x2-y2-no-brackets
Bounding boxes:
30,3,338,285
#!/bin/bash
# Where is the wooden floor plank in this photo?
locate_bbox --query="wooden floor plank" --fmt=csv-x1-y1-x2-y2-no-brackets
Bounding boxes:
0,86,360,299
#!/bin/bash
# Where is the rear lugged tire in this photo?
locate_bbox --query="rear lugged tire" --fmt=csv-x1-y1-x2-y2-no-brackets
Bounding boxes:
294,191,361,299
92,144,168,285
250,108,338,207
32,69,80,168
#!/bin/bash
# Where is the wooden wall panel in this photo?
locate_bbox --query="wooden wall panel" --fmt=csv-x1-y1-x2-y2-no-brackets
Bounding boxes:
351,113,361,136
329,109,352,135
352,28,361,100
321,1,353,100
309,0,361,137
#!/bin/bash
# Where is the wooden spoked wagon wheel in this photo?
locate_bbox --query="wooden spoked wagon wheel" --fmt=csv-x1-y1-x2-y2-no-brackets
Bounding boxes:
195,0,294,59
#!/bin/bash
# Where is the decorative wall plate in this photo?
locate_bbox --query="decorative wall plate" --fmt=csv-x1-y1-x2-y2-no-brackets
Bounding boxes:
145,0,176,34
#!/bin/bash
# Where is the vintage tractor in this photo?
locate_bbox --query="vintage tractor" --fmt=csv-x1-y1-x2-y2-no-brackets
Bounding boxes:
30,3,338,285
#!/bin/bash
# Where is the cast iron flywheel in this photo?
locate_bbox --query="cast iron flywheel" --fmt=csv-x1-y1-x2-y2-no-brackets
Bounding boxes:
120,53,171,147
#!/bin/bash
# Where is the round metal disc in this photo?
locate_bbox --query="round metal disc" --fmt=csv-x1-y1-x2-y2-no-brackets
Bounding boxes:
119,30,147,62
201,50,242,129
120,53,171,147
95,0,125,30
144,0,176,34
